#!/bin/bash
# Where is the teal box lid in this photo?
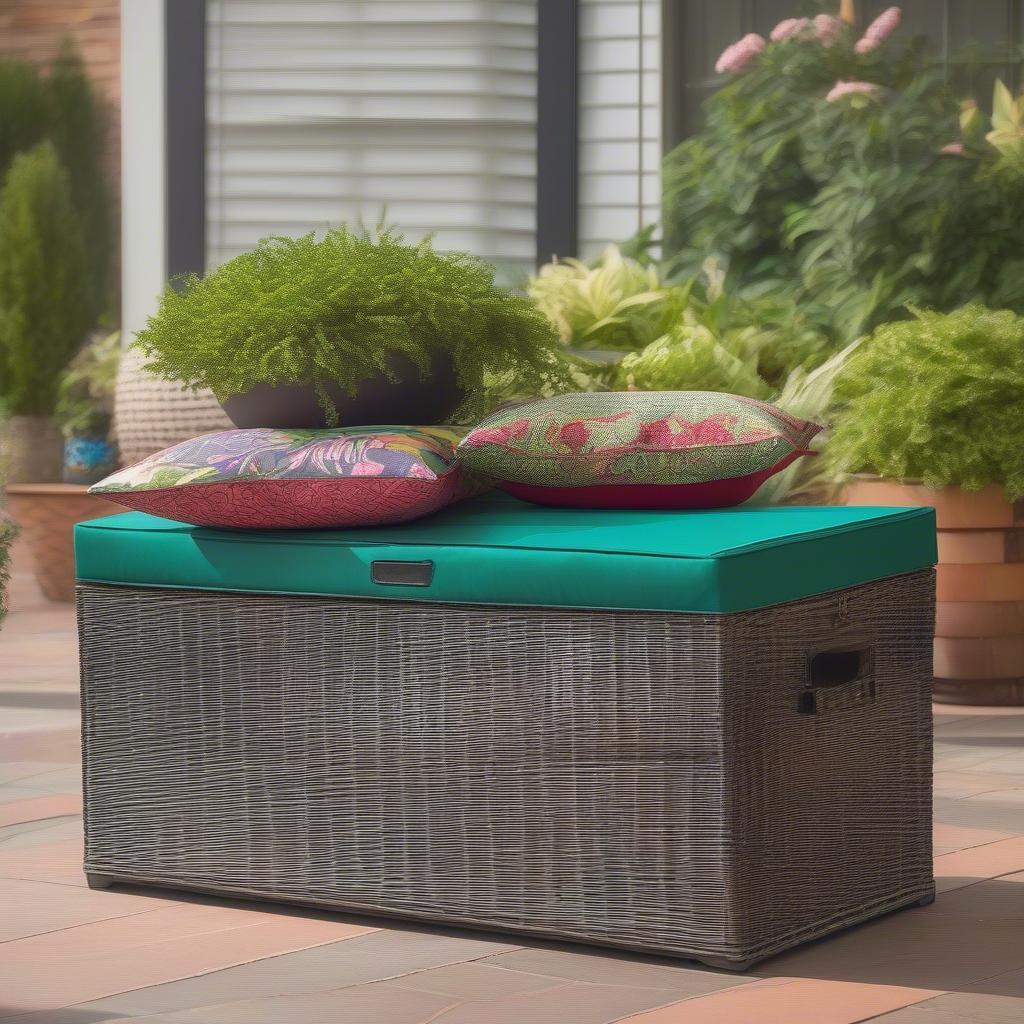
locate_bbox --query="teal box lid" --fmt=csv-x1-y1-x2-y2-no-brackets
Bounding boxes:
74,493,937,614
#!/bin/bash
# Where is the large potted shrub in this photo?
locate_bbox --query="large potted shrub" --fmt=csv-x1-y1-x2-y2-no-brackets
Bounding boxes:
830,306,1024,705
0,143,118,603
136,228,567,428
0,142,92,482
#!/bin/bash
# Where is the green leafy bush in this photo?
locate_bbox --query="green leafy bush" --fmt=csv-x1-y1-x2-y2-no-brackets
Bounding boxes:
137,228,570,423
828,306,1024,499
0,42,113,324
0,58,49,179
46,41,113,322
663,9,1024,340
0,142,92,416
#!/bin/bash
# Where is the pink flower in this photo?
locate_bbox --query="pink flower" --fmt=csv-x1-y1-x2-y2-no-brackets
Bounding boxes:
940,142,966,156
714,33,766,75
770,17,811,42
826,80,880,103
855,6,901,53
813,14,843,46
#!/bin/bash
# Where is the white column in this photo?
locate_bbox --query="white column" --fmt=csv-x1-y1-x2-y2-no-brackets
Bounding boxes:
120,0,166,343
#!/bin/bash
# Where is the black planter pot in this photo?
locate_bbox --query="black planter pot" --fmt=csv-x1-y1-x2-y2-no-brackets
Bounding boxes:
220,352,466,429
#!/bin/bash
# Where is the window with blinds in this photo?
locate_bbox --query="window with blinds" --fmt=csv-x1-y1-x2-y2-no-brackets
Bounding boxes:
578,0,661,260
205,0,539,279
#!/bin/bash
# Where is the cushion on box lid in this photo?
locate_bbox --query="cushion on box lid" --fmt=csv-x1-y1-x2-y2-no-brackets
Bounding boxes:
457,391,821,509
89,426,472,529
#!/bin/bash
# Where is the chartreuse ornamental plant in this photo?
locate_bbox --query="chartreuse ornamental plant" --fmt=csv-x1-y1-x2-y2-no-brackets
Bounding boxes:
137,228,569,423
828,306,1024,500
528,245,686,352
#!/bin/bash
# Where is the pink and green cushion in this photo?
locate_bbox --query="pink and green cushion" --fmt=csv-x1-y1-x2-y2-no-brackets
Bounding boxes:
457,391,822,509
90,426,472,529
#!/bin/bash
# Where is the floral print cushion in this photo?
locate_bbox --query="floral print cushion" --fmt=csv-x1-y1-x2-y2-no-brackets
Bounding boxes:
457,392,821,509
91,426,472,529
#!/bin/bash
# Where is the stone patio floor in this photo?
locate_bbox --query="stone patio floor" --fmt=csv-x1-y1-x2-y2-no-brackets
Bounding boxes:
1,540,1022,1024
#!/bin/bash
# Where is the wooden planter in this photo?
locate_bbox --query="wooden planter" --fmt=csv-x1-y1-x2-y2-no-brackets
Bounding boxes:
844,478,1024,706
5,485,122,603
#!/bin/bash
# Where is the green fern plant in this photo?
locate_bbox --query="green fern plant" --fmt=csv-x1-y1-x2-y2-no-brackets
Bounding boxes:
136,228,570,423
828,306,1024,499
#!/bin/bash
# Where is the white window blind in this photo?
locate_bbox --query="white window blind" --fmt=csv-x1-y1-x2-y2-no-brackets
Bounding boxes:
578,0,661,260
205,0,538,279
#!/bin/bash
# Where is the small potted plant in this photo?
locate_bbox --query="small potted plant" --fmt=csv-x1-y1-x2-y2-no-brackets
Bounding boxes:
136,227,568,428
56,330,120,485
829,305,1024,705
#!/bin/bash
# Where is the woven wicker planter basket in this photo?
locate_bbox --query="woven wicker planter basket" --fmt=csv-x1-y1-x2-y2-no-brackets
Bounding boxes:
114,347,231,466
79,570,935,968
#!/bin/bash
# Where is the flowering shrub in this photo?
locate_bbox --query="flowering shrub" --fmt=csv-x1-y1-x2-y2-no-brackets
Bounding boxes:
664,5,1024,341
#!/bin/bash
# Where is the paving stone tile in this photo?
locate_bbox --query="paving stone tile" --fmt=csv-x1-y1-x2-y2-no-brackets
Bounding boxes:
932,823,1011,858
15,766,82,794
934,836,1024,892
479,946,743,995
934,770,1024,800
0,729,80,764
74,929,520,1018
760,877,1024,991
0,816,79,850
390,961,562,999
616,979,938,1024
428,980,679,1024
933,794,1024,834
104,983,459,1024
0,762,66,786
0,877,173,942
0,902,376,1018
931,713,1024,739
870,982,1024,1023
0,794,82,827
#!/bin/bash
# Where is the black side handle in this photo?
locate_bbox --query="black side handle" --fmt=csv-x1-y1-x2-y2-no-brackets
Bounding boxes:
798,645,875,715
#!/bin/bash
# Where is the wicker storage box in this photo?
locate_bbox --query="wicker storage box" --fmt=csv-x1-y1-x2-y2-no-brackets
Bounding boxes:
76,496,937,969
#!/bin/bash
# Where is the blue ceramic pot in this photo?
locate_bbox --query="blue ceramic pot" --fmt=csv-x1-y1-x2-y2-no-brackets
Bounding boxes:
63,436,118,486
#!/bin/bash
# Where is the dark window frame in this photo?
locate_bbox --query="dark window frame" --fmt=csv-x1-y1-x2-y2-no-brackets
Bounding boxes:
165,0,207,279
164,0,579,274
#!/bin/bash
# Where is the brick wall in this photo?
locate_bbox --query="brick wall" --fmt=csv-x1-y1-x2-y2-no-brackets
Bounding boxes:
0,0,121,292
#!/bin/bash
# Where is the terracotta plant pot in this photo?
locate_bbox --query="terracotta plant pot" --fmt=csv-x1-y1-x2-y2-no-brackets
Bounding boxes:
843,477,1024,706
0,415,64,484
220,352,465,430
5,485,122,602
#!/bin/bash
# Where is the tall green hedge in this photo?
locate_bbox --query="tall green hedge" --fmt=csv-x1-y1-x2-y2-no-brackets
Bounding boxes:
0,41,112,324
0,142,91,416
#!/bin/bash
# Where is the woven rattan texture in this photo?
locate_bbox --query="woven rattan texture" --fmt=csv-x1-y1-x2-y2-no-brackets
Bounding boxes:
113,347,232,466
78,572,935,967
